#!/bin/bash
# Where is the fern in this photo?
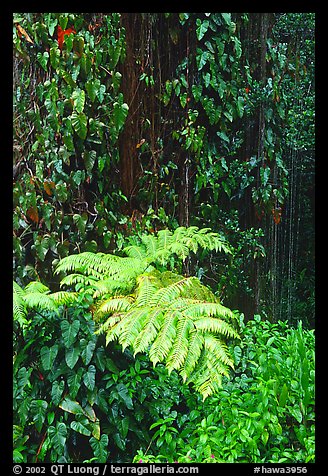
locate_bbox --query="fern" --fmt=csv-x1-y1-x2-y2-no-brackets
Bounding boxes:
29,225,238,399
95,270,239,399
123,225,232,268
13,280,78,325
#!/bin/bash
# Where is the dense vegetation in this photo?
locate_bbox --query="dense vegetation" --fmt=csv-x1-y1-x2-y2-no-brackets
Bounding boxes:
13,13,315,463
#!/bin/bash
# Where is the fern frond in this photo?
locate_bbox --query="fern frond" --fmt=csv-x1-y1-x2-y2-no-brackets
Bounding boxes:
150,277,194,307
49,291,79,306
123,244,148,260
94,296,134,319
194,316,239,338
134,274,162,307
149,310,178,365
23,292,60,314
13,282,28,327
166,313,193,373
59,273,99,288
93,277,134,298
133,308,164,355
203,334,235,369
116,308,150,351
24,281,50,294
179,330,204,381
141,234,158,257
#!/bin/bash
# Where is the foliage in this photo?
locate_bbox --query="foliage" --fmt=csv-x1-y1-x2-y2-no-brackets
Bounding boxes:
132,315,315,463
51,226,238,399
13,13,128,284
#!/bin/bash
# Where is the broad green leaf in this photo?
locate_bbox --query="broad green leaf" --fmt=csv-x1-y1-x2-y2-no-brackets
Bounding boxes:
40,345,59,371
80,338,96,365
90,434,108,463
196,19,209,40
50,46,60,69
51,380,65,406
83,365,96,391
59,397,85,416
113,102,129,130
72,88,86,113
30,400,48,433
71,111,87,139
279,383,289,408
48,422,67,453
290,405,303,424
71,420,91,436
116,383,133,409
85,79,101,102
83,150,97,173
60,320,80,348
67,368,83,399
65,346,80,369
37,51,49,71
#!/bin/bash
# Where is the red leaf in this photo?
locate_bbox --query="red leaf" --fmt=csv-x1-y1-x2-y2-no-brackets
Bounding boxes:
57,25,76,50
26,206,39,224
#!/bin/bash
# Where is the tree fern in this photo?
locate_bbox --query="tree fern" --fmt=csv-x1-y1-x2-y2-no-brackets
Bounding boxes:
40,225,237,399
95,270,239,399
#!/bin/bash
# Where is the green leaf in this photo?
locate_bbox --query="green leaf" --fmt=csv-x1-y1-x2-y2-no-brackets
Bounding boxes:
48,423,67,453
50,46,60,69
290,405,303,424
59,397,85,416
40,345,59,371
71,111,87,139
72,88,86,113
83,150,97,173
113,102,129,130
196,19,209,40
221,13,232,26
85,79,99,102
51,380,65,406
37,51,49,71
60,320,80,348
71,420,91,436
80,338,96,365
83,365,96,391
279,383,289,408
30,400,48,433
65,346,80,369
116,383,133,409
90,434,108,463
67,368,83,399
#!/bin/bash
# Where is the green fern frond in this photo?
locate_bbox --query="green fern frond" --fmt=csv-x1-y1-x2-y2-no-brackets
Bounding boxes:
149,310,178,366
179,329,204,381
194,316,239,338
134,274,162,307
150,277,195,307
123,245,148,260
183,301,234,319
13,282,28,327
166,313,193,373
94,296,134,319
49,291,79,306
203,334,234,369
24,281,50,294
52,226,237,399
133,308,164,355
23,292,60,314
93,277,134,298
60,273,99,288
